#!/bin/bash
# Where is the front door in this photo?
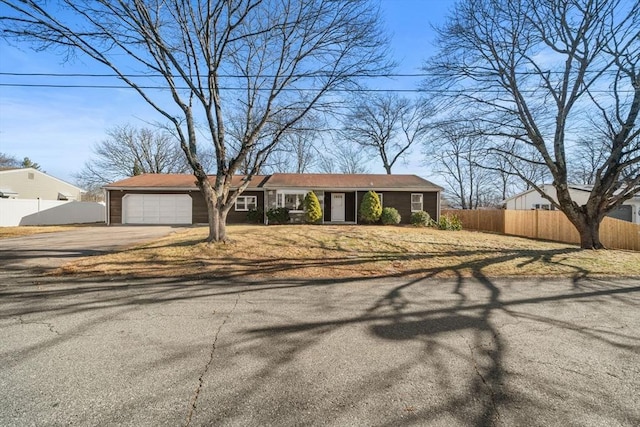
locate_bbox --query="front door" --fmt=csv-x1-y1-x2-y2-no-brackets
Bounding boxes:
331,193,345,222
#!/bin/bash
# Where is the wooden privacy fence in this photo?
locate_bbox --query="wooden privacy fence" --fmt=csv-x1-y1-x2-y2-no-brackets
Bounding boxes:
442,209,640,251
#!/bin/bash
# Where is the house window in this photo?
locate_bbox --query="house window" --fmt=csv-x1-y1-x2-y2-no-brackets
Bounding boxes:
533,204,554,211
378,193,383,207
411,193,423,212
235,195,257,211
277,191,306,212
28,173,34,180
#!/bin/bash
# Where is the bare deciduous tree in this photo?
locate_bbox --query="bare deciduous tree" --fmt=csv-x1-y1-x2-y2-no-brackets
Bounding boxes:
0,152,20,168
2,0,389,242
261,116,322,174
568,137,613,186
485,140,550,200
74,125,190,192
317,142,371,174
427,0,640,248
427,123,493,209
341,94,431,174
486,146,518,203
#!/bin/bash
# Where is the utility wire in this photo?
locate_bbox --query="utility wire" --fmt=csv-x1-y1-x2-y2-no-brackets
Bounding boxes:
0,69,622,78
0,83,424,92
0,82,628,94
0,72,427,78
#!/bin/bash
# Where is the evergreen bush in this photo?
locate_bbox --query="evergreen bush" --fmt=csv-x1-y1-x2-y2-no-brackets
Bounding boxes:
246,208,264,224
410,210,432,227
359,191,382,223
266,207,290,224
437,214,463,230
303,191,323,223
380,207,401,225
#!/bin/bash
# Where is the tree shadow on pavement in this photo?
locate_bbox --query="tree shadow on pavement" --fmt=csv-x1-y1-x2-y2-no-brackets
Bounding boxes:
231,273,639,426
1,249,639,425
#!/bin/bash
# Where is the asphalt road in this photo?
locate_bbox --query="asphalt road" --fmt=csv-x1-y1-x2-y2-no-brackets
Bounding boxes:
0,228,639,426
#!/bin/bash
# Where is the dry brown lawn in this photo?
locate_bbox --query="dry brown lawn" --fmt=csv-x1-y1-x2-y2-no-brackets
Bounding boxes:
57,224,640,280
0,225,83,239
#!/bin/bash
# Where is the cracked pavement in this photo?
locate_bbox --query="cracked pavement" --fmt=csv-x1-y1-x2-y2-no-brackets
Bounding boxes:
1,275,638,426
184,293,241,427
0,228,639,426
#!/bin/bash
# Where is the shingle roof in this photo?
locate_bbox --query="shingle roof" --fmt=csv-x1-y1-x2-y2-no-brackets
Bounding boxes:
264,173,442,190
104,173,442,191
104,174,269,189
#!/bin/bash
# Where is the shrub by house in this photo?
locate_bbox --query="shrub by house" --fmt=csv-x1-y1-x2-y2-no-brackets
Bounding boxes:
304,191,322,224
359,191,382,223
411,210,432,227
381,207,401,225
266,207,290,225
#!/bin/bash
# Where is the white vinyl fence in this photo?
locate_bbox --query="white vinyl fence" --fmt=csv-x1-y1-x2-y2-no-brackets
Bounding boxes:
0,199,105,226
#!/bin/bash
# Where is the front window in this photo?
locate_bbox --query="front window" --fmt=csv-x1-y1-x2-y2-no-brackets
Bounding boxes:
411,193,423,212
235,195,257,211
277,192,306,211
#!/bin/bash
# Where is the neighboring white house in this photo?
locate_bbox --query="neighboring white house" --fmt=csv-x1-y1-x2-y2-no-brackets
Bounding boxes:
0,168,106,226
503,184,640,224
0,167,83,200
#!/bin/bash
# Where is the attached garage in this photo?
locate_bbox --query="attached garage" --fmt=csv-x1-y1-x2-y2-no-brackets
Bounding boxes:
103,174,270,225
122,193,192,224
607,205,632,222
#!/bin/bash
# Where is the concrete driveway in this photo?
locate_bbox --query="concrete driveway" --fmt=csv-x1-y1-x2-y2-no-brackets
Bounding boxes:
0,225,184,273
1,271,638,426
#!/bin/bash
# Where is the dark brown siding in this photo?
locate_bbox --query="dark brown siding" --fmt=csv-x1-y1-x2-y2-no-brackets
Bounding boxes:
345,192,356,222
193,190,265,224
423,192,438,221
324,192,332,222
108,190,123,224
356,191,439,224
109,188,437,225
192,192,208,223
227,191,265,224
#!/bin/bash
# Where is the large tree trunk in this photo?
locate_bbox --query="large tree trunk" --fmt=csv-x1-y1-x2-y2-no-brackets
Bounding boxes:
577,220,604,250
196,175,230,243
554,183,606,250
207,205,221,243
204,196,232,243
564,209,605,250
207,206,230,243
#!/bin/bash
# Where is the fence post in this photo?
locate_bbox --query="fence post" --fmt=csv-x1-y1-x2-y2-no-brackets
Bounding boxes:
502,210,506,234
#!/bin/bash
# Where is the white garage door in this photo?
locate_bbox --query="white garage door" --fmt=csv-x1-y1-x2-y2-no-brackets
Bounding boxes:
123,194,192,224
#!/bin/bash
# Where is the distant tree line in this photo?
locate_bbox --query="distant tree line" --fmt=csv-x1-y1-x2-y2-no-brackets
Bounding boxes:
0,153,43,171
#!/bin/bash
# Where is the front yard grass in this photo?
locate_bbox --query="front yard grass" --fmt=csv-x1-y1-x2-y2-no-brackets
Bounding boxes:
56,225,640,279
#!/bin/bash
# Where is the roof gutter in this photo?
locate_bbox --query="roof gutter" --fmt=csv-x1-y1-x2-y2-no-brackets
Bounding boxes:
103,186,261,191
103,186,199,191
262,186,443,192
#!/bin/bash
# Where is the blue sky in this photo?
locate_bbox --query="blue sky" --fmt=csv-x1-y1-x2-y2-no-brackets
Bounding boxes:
0,0,455,184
